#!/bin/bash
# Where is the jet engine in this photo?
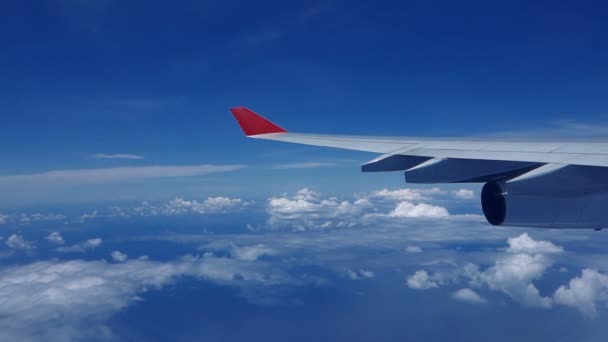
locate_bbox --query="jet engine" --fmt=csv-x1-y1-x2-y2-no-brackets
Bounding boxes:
481,164,608,229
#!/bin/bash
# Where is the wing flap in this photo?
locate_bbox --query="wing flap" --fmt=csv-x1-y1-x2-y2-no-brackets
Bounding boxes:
361,154,431,172
403,158,541,183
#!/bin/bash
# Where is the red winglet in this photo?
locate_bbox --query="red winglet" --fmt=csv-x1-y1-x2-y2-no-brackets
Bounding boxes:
230,107,287,136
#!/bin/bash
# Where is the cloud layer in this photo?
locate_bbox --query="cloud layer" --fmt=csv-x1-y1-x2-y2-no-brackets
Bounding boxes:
0,253,297,341
266,187,475,231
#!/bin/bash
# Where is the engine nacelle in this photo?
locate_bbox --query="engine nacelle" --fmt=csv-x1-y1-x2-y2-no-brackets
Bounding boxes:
481,164,608,229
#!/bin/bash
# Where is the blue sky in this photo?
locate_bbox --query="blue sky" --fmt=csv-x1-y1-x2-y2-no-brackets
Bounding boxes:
2,1,608,341
1,0,608,204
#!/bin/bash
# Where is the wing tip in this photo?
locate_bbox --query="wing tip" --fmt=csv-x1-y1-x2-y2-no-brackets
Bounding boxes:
230,107,287,136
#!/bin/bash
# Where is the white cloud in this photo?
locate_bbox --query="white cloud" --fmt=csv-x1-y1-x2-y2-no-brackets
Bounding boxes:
85,238,102,248
506,233,564,254
93,153,144,160
389,202,449,218
372,188,443,201
0,255,290,341
0,164,244,186
5,234,34,250
347,269,375,280
79,210,98,222
405,245,423,254
452,189,475,200
452,288,487,304
99,187,472,232
408,234,564,309
230,245,275,261
74,196,253,222
135,197,252,217
57,238,102,253
0,213,6,225
196,197,251,213
266,189,375,230
265,187,460,231
407,270,439,290
470,234,560,308
110,251,128,263
46,232,65,245
554,268,608,318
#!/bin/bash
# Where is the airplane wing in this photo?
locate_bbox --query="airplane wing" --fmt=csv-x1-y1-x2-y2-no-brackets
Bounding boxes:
230,107,608,230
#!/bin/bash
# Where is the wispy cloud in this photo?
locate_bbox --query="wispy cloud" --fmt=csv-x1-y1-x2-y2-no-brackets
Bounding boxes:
236,3,332,48
92,153,144,160
56,238,102,253
485,119,608,139
0,164,244,186
271,162,338,169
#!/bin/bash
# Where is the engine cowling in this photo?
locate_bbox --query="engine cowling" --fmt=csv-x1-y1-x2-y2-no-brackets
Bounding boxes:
481,164,608,229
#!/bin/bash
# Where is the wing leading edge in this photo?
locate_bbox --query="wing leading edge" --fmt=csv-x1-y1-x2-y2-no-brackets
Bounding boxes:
229,107,608,169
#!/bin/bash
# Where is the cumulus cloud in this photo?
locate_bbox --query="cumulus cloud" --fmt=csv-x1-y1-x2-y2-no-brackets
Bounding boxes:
477,252,553,308
389,202,449,218
452,288,486,304
452,189,475,199
46,232,65,245
408,234,565,309
134,197,252,216
110,251,128,263
554,269,608,317
506,233,564,254
267,188,375,230
92,153,144,160
372,188,443,201
0,164,244,186
5,234,34,250
407,270,439,290
57,238,102,253
266,188,457,230
0,213,7,225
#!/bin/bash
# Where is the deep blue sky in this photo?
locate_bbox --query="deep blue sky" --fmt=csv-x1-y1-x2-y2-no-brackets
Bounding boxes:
1,0,608,204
